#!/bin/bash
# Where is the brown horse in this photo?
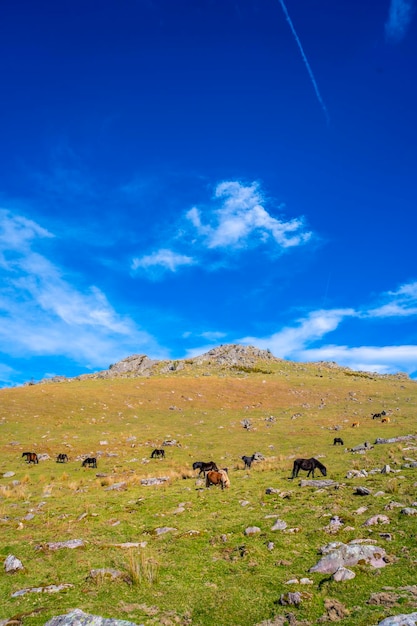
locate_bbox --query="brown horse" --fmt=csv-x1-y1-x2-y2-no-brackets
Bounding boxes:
206,469,230,490
56,453,69,463
22,452,38,464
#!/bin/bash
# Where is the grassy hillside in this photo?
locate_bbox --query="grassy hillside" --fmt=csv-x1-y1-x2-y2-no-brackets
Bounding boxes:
1,353,416,626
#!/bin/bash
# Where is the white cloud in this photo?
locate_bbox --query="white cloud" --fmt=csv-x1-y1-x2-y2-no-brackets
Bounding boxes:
385,0,415,42
298,345,417,375
132,248,195,273
367,280,417,317
186,181,311,250
0,210,161,370
239,308,356,357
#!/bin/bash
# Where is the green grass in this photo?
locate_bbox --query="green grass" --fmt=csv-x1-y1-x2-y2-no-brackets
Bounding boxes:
0,360,416,625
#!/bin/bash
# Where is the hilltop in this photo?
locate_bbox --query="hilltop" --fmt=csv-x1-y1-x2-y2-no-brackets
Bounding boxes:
41,343,410,384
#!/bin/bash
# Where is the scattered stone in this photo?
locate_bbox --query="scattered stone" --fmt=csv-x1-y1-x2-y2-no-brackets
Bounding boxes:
299,578,313,585
332,567,356,581
4,554,24,573
324,516,344,533
111,542,148,549
381,464,391,474
154,527,176,536
12,583,74,597
42,539,85,551
271,519,287,531
44,608,142,626
240,500,250,507
400,508,417,516
140,477,169,486
310,541,388,574
375,435,417,445
87,569,132,584
37,454,50,461
2,471,15,478
245,526,261,536
299,480,338,488
279,592,302,606
267,542,275,551
346,469,368,479
354,486,371,496
104,482,126,491
363,515,390,526
353,506,368,515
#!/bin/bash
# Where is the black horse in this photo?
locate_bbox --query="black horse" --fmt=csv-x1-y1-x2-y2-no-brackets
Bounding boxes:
242,454,256,469
22,452,38,464
151,449,165,459
56,453,69,463
291,457,327,479
82,457,97,468
333,438,344,446
192,461,219,476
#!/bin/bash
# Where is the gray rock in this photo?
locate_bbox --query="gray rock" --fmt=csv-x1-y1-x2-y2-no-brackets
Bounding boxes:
44,608,142,626
4,554,24,573
43,539,85,550
154,527,176,536
310,542,387,574
400,508,417,516
355,486,371,495
2,471,15,478
363,515,390,526
87,569,132,584
245,526,261,535
332,566,356,581
140,477,169,486
271,519,287,531
104,482,126,491
299,479,338,488
12,583,74,597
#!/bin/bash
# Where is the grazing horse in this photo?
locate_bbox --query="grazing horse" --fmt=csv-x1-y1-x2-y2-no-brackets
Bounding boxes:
56,453,69,463
192,461,219,476
381,417,390,423
291,458,327,479
351,422,360,428
206,469,230,490
333,437,344,446
151,449,165,459
22,452,38,464
82,457,97,468
242,454,257,469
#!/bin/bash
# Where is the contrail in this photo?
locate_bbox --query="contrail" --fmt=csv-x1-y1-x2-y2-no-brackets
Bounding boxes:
277,0,330,125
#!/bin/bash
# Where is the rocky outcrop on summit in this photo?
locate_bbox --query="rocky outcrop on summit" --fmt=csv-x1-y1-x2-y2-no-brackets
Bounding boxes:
73,344,281,381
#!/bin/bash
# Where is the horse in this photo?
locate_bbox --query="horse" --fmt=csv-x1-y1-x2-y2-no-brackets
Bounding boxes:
82,457,97,468
151,449,165,459
56,453,69,463
381,417,390,423
333,437,344,446
22,452,38,464
242,454,256,469
206,469,230,490
291,458,327,479
351,422,360,428
372,411,386,419
192,461,219,476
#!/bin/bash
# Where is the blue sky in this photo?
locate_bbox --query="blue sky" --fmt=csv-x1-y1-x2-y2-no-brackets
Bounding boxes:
1,0,417,386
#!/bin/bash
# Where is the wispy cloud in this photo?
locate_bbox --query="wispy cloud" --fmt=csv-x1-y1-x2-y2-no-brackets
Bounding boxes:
0,209,161,373
385,0,415,42
187,181,311,249
367,280,417,317
132,248,195,275
132,180,312,277
239,308,356,356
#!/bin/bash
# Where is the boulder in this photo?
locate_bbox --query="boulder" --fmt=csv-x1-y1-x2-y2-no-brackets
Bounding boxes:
44,608,142,626
376,613,417,626
4,554,24,573
309,542,388,574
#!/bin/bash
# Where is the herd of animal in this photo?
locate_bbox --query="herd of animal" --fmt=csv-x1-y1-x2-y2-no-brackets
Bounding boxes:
20,409,390,489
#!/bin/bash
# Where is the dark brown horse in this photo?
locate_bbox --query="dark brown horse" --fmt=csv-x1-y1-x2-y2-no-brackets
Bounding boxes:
151,449,165,458
22,452,38,464
56,453,69,463
206,469,230,490
333,438,344,446
291,458,327,479
82,457,97,468
192,461,219,476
